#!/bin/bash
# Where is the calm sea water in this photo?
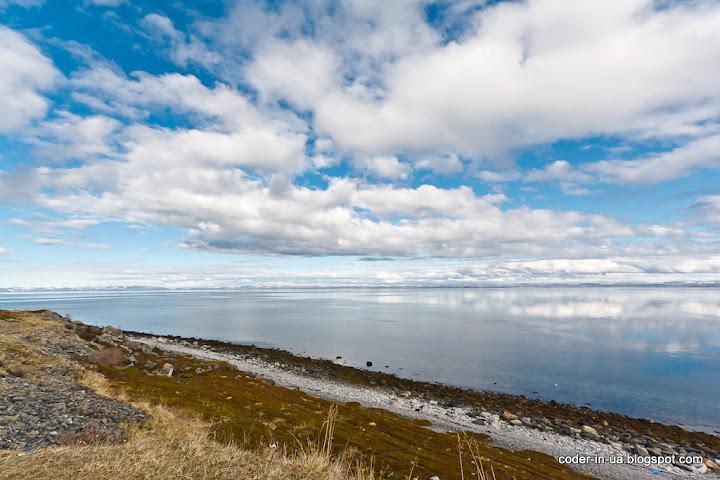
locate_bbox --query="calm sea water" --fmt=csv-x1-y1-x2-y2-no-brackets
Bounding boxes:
2,287,719,433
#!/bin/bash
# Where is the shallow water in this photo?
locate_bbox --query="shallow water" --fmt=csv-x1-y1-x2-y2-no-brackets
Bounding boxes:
2,287,719,432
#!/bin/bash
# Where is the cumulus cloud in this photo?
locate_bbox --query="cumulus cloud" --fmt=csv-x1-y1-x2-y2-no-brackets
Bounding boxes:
356,156,412,180
584,134,720,184
139,13,220,69
0,26,58,132
303,0,720,160
0,246,12,255
1,151,642,258
247,39,339,111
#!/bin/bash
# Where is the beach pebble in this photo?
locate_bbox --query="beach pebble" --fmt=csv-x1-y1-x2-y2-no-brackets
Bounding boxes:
157,363,174,377
675,462,708,474
502,411,518,421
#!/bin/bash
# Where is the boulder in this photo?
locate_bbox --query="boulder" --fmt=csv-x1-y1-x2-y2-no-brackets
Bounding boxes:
144,360,157,370
157,363,174,376
103,326,122,336
581,425,598,435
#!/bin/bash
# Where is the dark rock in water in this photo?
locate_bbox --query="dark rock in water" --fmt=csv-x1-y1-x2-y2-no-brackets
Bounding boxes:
336,356,342,359
366,361,372,367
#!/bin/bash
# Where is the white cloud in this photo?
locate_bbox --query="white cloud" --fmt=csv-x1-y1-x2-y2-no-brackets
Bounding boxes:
584,134,720,184
33,237,72,246
0,0,42,9
10,217,99,230
34,112,121,161
416,154,464,175
139,13,220,69
123,125,307,173
3,155,642,258
477,169,521,183
247,39,339,111
694,195,720,223
526,160,594,183
0,26,58,132
83,0,126,7
357,156,412,180
304,0,720,160
33,237,109,249
0,246,12,255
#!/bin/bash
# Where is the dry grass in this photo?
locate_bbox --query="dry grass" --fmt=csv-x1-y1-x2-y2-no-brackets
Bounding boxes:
0,396,377,480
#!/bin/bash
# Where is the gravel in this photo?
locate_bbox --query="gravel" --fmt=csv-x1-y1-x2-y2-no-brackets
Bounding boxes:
0,375,149,452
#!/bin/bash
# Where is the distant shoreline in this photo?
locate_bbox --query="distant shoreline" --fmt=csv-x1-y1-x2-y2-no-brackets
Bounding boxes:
2,283,720,293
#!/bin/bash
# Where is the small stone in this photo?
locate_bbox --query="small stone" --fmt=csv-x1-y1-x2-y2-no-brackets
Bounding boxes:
647,447,662,456
157,364,174,376
510,419,523,426
259,377,276,386
705,460,720,471
581,425,598,435
141,345,154,355
502,411,518,421
676,462,708,474
635,446,649,456
145,361,157,370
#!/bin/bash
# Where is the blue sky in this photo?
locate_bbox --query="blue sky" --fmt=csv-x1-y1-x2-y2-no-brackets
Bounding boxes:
1,0,720,288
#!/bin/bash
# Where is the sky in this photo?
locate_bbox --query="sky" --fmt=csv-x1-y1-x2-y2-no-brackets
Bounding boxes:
1,0,720,288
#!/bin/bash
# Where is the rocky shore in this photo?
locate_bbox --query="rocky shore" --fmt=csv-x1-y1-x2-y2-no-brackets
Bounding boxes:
134,333,720,480
2,309,720,480
0,311,149,452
